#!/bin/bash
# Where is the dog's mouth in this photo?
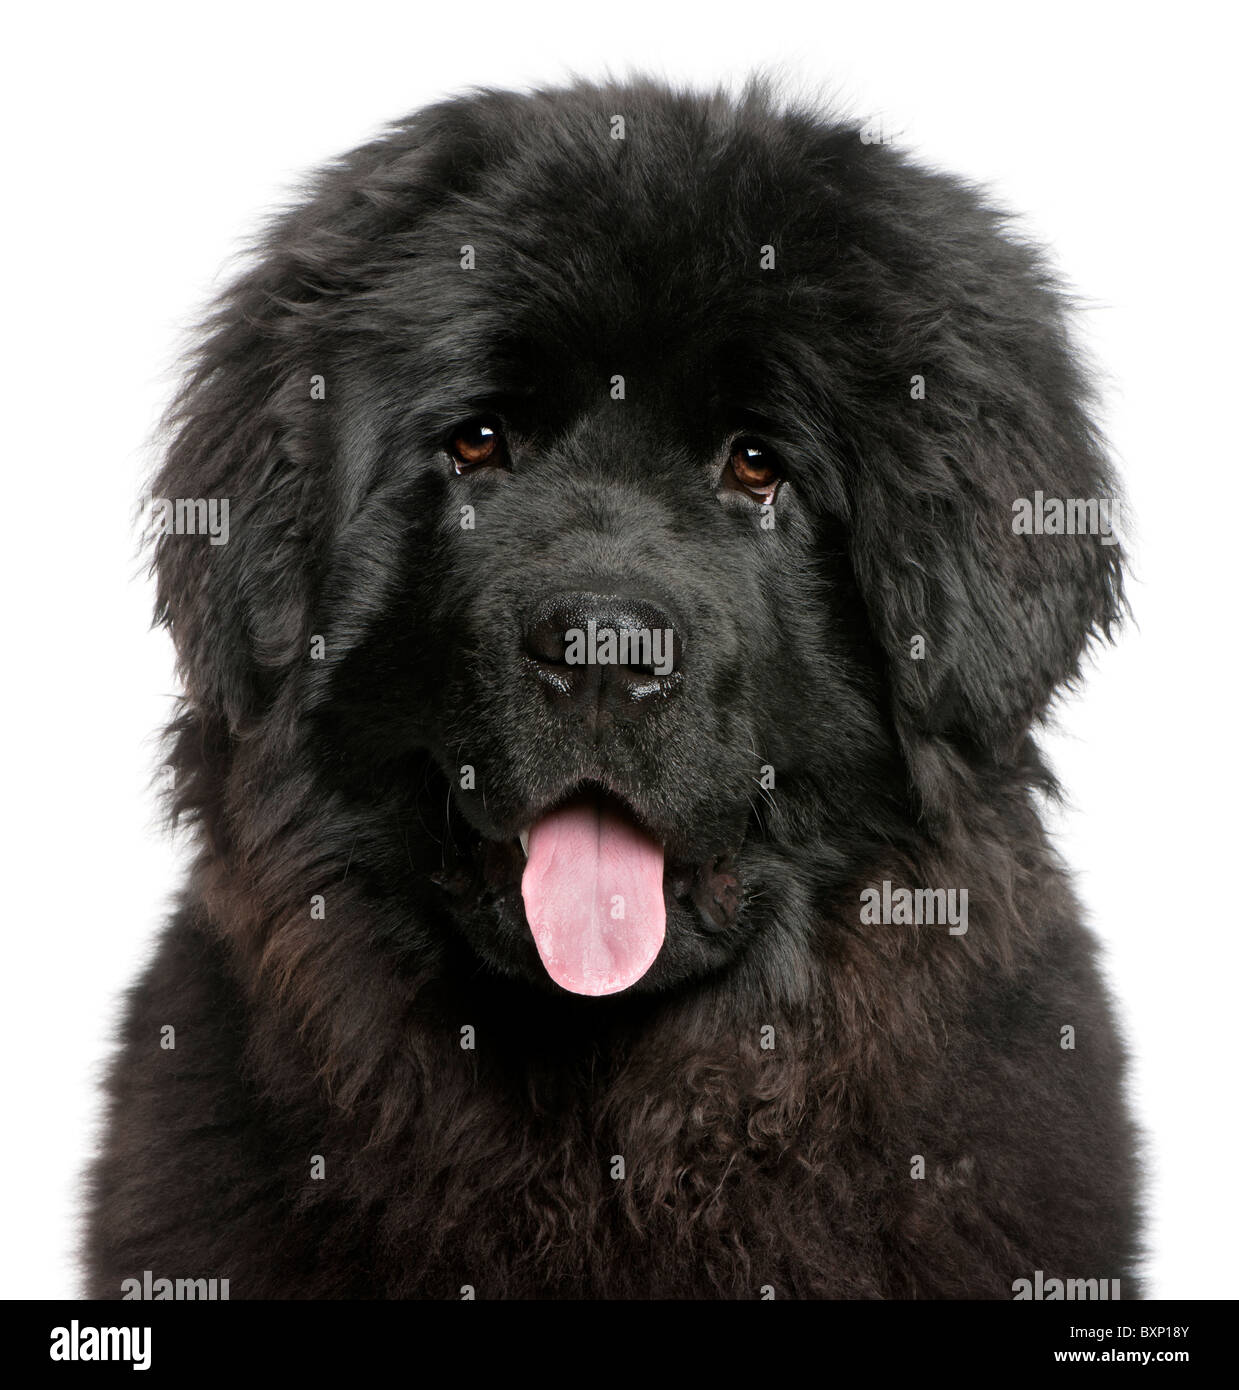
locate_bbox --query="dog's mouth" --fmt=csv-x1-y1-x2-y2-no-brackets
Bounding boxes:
518,788,668,997
435,783,744,996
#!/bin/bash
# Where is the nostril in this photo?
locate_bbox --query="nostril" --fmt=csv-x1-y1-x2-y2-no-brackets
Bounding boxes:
525,613,572,667
523,590,684,705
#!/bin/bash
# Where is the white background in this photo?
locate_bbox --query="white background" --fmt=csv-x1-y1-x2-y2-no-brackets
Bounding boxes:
2,0,1235,1300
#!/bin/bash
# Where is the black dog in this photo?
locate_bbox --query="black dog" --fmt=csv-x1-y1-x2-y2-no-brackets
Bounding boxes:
88,78,1141,1299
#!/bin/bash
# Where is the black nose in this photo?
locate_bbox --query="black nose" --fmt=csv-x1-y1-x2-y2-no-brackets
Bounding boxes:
523,591,683,711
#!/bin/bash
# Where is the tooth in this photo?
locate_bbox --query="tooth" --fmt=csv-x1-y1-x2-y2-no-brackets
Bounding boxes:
519,828,530,857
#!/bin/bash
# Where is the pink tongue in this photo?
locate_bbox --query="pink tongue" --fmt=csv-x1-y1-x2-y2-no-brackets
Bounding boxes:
521,797,666,996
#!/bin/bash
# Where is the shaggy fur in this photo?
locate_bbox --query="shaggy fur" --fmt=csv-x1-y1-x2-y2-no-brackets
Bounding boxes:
87,78,1141,1299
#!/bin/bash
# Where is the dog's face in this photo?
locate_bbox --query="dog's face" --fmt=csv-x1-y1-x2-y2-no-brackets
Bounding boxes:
153,82,1122,1001
319,220,896,996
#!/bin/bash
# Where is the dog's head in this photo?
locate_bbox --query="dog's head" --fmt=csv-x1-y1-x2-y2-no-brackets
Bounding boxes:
151,80,1123,998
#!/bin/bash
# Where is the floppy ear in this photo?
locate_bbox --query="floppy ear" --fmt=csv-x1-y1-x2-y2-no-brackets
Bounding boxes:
835,175,1125,812
144,164,393,729
147,303,320,731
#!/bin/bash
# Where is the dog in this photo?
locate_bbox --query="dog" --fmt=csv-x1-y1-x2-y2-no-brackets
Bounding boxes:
87,77,1141,1299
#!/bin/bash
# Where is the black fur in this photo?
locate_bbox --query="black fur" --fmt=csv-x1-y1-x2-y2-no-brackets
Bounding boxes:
86,77,1141,1299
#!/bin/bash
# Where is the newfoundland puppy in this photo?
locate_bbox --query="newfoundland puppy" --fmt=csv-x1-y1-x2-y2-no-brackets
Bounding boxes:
87,78,1141,1299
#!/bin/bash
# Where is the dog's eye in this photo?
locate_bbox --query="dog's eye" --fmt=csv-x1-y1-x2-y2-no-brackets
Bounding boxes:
723,438,782,503
448,418,509,473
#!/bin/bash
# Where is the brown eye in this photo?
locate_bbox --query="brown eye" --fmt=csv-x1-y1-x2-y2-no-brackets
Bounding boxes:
449,418,508,473
725,438,782,502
